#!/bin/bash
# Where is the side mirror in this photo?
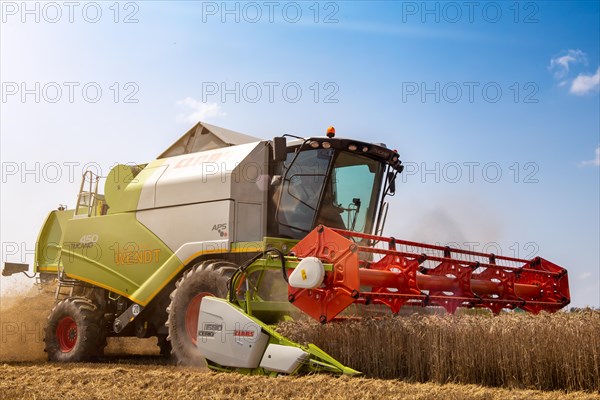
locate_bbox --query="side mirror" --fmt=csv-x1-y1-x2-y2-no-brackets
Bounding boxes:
272,136,287,162
387,171,396,195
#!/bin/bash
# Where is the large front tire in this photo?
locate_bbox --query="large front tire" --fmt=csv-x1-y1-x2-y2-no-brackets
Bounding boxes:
44,297,105,362
166,260,236,366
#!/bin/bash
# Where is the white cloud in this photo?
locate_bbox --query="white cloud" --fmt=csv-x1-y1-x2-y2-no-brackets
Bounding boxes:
549,50,599,96
578,272,592,280
549,49,587,79
176,97,225,123
580,146,600,167
570,67,600,95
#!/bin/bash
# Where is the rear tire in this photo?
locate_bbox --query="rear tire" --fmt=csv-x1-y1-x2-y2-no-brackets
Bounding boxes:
166,260,236,366
44,297,105,362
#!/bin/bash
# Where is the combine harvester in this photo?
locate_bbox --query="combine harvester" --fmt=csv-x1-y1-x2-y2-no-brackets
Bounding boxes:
3,122,570,374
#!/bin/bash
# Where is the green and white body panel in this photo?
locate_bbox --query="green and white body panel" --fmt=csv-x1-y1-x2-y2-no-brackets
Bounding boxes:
35,141,270,307
198,297,359,376
36,209,74,273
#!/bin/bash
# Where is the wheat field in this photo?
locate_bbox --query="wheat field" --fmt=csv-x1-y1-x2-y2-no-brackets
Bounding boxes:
1,363,599,400
1,290,599,397
279,310,600,392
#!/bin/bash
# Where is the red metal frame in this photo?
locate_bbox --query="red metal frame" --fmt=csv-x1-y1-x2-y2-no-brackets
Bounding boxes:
288,226,570,322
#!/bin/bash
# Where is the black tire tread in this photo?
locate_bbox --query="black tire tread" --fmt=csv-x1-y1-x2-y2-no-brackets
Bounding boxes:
165,259,236,366
44,297,105,362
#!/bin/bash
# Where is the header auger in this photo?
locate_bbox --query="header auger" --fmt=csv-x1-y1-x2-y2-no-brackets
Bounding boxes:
287,226,570,320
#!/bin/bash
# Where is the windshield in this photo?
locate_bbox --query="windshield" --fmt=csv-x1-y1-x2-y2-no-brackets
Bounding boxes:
317,152,382,233
276,148,382,238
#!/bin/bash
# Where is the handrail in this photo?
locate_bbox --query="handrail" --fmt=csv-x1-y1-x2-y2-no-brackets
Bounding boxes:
75,171,101,217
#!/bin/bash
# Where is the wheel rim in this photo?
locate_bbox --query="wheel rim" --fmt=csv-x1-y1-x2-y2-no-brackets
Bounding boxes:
185,292,212,345
56,316,77,352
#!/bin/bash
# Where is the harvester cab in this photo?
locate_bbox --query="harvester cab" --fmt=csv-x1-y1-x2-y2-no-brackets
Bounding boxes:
3,122,569,375
267,133,403,241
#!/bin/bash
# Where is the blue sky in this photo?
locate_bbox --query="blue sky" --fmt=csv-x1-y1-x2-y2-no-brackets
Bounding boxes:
1,1,598,307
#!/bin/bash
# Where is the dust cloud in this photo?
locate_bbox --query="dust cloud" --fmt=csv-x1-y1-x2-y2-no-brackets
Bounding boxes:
0,285,54,361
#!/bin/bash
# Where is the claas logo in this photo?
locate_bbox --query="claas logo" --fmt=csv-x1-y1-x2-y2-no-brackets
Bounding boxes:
233,330,254,337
